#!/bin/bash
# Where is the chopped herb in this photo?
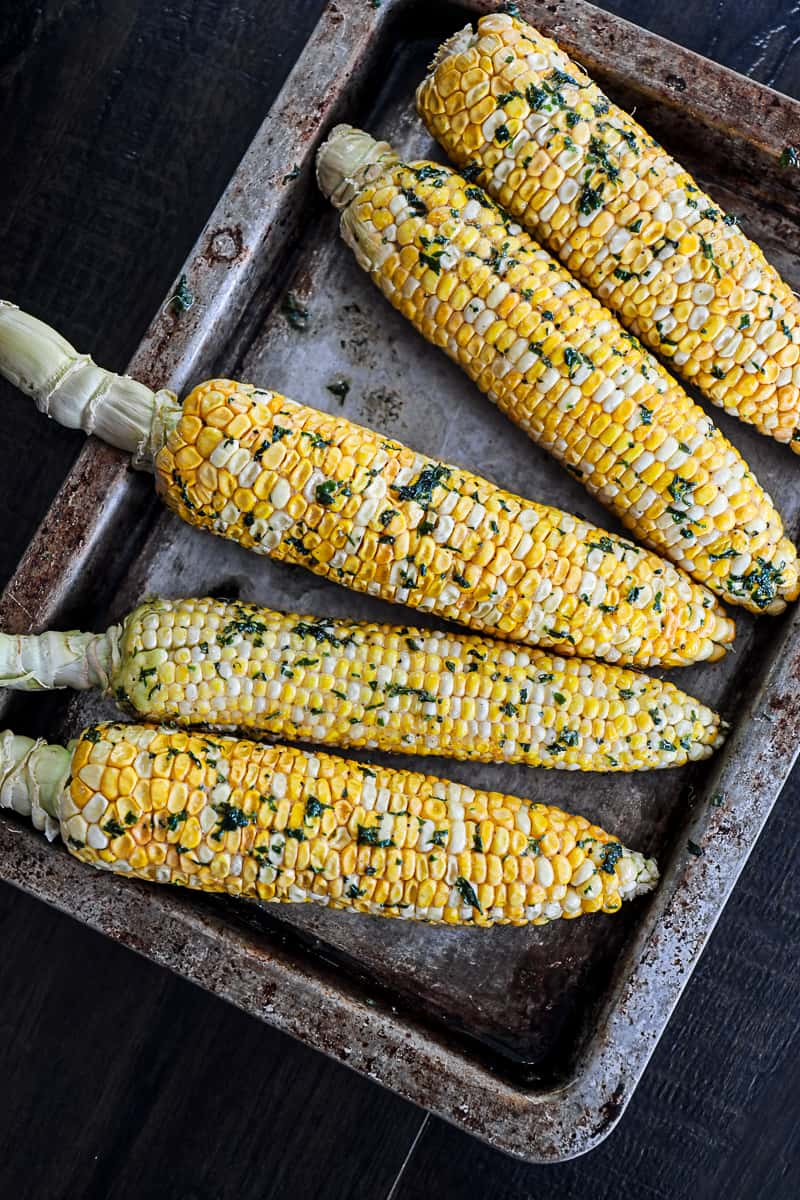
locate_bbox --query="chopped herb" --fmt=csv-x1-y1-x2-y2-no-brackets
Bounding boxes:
168,273,194,315
687,839,704,857
465,185,494,209
730,556,785,610
546,729,580,753
626,585,641,603
103,818,127,838
588,535,616,554
292,619,354,647
455,876,482,912
393,463,451,505
699,235,721,277
413,165,446,182
563,345,593,376
213,802,255,838
386,683,437,704
738,313,751,330
587,135,620,182
357,824,393,847
300,429,331,450
710,792,725,807
316,479,344,507
779,145,799,169
400,186,427,217
528,340,552,367
639,404,653,425
281,163,301,183
163,810,187,832
578,180,605,216
326,379,350,403
219,612,269,646
599,842,623,873
668,476,694,504
281,291,309,330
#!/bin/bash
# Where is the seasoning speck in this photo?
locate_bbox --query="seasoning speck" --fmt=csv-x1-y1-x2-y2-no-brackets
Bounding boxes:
168,274,194,315
282,292,310,331
326,378,351,404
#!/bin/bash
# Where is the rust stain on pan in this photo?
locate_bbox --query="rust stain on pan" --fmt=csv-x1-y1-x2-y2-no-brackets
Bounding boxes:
200,224,247,266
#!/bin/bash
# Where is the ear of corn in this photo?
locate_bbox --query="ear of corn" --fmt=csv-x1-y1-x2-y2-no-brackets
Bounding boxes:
0,597,725,771
0,721,659,926
316,126,798,616
0,302,735,668
156,380,734,667
417,13,800,450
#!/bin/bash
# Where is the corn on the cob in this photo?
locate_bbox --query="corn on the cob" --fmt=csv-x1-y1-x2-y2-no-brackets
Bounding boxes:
316,127,798,616
417,12,800,449
0,721,658,925
0,597,725,770
0,303,735,668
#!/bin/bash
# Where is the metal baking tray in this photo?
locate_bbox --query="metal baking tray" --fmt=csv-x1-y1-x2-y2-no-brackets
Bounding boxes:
2,0,799,1162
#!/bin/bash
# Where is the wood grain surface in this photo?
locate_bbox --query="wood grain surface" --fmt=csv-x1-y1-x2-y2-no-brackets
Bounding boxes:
0,2,798,1196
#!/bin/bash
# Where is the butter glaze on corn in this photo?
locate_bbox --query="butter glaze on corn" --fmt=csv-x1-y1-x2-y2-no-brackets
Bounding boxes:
418,12,800,450
156,382,733,667
316,127,798,615
0,598,726,770
0,723,659,926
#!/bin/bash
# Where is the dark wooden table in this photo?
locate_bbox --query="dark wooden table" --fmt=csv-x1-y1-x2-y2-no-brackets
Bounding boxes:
1,3,798,1196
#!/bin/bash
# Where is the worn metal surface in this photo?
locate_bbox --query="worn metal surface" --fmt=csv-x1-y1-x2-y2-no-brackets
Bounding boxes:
1,0,800,1162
